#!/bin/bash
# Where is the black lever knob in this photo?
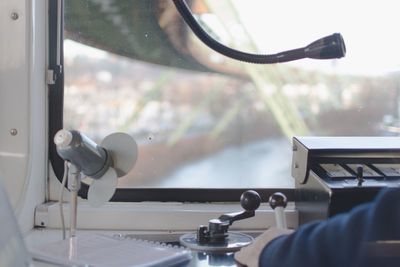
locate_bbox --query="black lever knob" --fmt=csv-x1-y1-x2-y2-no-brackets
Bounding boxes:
269,192,287,210
269,192,288,229
240,190,261,211
357,165,364,186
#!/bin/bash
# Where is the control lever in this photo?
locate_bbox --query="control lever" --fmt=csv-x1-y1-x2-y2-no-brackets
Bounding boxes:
180,190,261,252
269,192,288,229
197,190,261,245
357,165,364,186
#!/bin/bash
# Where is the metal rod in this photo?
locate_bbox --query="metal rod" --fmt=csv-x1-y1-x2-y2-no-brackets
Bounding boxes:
67,164,81,238
274,206,287,229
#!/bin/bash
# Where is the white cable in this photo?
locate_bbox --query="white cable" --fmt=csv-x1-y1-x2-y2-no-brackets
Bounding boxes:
59,161,69,240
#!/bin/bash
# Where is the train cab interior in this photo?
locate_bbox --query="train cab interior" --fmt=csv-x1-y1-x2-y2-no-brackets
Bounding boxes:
1,0,400,266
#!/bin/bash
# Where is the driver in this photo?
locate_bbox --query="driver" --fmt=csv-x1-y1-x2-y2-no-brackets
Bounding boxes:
235,188,400,267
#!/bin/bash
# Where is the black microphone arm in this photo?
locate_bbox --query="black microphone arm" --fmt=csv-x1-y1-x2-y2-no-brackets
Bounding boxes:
172,0,346,64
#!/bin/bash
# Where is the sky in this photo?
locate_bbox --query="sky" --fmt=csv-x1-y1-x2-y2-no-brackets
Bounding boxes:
232,0,400,76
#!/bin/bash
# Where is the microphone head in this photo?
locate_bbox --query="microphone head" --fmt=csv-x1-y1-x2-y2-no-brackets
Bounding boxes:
305,33,346,60
54,130,112,179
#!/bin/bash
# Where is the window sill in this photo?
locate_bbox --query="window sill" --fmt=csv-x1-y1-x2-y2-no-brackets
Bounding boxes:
35,201,298,231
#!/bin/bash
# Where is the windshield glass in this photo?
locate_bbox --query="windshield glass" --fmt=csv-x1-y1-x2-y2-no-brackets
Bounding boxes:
63,0,400,189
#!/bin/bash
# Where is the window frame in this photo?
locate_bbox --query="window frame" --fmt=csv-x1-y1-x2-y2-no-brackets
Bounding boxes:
48,0,295,203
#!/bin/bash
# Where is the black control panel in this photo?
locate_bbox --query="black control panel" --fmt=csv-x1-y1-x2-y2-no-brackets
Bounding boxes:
315,163,400,188
292,136,400,224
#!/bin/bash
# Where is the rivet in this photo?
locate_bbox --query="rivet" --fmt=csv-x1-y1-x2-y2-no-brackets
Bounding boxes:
10,129,18,136
11,12,19,20
294,163,299,169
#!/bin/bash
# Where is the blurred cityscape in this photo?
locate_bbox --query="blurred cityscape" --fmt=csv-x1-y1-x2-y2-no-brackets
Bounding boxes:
63,0,400,188
64,41,400,188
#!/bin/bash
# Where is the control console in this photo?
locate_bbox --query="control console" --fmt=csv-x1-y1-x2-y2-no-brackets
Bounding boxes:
292,136,400,224
180,190,261,253
179,190,289,266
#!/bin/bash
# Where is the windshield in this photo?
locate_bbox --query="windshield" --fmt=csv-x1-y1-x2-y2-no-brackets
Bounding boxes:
63,0,400,189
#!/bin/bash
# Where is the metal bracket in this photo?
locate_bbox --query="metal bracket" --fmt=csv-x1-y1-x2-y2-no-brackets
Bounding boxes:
34,203,51,227
46,65,62,85
291,137,309,184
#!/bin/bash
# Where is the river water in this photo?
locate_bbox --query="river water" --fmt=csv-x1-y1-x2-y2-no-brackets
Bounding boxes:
155,138,294,188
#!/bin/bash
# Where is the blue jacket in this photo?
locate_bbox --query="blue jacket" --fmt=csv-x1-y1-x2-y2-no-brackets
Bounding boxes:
260,188,400,267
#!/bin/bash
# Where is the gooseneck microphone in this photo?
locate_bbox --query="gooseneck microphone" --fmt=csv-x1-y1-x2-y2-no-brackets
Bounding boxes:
172,0,346,64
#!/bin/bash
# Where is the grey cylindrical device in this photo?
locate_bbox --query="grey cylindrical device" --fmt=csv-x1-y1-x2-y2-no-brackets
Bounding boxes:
54,130,112,179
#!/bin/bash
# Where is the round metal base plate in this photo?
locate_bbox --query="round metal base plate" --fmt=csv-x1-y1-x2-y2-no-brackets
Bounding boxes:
179,232,254,253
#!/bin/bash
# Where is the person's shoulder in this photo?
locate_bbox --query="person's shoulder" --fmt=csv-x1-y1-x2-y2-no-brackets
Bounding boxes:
375,188,400,203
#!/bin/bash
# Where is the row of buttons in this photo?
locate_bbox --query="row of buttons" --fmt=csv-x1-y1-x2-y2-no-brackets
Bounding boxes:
319,164,400,179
